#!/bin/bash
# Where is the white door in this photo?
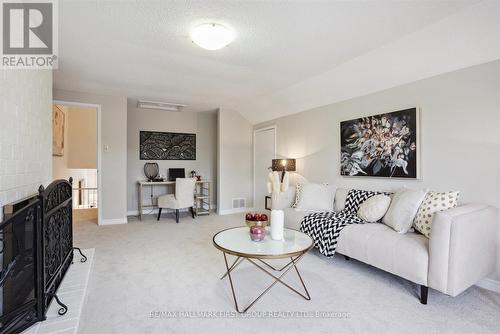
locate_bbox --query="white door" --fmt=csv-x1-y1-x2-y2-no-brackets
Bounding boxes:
254,127,276,210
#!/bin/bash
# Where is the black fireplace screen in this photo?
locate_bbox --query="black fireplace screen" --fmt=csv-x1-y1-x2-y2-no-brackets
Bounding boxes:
0,196,41,334
40,180,74,314
0,179,76,334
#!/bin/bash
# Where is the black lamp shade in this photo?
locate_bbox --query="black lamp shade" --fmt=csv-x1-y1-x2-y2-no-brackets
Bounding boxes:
272,159,296,172
144,162,159,181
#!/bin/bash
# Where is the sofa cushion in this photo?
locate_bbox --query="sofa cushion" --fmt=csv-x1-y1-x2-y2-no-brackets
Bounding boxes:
334,188,349,211
294,183,336,211
271,186,297,210
283,208,312,230
343,189,384,215
337,223,429,285
292,183,303,208
383,188,427,234
357,194,392,223
413,191,459,238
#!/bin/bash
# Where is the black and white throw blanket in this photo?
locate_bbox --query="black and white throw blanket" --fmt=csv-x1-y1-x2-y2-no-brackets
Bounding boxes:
300,189,382,257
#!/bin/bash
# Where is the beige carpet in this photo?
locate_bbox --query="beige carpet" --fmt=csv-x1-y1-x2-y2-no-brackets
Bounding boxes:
74,213,500,334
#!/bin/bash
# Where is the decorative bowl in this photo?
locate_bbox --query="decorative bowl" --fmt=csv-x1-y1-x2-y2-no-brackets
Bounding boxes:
245,212,269,228
245,219,268,228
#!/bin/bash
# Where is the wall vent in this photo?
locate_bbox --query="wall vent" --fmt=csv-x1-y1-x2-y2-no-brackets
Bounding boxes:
232,198,246,209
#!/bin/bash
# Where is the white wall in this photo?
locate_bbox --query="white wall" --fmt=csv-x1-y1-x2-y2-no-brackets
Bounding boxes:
0,70,53,222
217,109,253,213
126,100,217,213
53,89,127,224
237,1,500,124
255,60,500,279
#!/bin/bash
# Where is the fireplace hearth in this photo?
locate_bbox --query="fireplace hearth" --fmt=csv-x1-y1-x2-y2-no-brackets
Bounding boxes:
0,178,84,334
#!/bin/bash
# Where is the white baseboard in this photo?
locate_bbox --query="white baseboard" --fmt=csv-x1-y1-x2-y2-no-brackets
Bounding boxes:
127,208,185,216
127,205,217,217
127,208,163,216
476,277,500,294
99,218,127,225
218,207,250,215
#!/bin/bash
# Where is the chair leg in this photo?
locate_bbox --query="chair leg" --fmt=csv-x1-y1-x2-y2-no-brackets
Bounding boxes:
176,209,179,223
157,208,162,221
190,207,195,219
420,285,428,305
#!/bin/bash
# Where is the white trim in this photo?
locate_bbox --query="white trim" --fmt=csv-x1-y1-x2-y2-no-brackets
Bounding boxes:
127,209,160,216
216,110,221,215
128,209,157,216
53,100,103,225
100,218,127,225
218,207,250,215
252,125,277,209
476,277,500,294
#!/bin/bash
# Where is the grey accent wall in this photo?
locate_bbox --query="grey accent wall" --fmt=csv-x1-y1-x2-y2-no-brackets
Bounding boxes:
255,60,500,279
127,100,217,213
217,109,253,213
53,89,128,224
0,70,52,222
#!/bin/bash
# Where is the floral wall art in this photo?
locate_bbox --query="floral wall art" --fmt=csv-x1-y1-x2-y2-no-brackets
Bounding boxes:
340,108,419,178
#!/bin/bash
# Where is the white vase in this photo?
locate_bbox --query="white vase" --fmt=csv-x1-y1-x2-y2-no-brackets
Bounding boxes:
271,209,284,241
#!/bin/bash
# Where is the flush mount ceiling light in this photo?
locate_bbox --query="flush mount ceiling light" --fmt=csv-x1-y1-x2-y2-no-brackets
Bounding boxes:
190,23,235,50
137,100,186,112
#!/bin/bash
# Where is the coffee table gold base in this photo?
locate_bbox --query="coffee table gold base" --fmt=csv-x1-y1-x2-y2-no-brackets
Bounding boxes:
220,253,311,313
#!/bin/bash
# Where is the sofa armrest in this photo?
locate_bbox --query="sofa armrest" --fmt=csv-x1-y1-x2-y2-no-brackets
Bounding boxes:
428,204,497,296
270,187,296,210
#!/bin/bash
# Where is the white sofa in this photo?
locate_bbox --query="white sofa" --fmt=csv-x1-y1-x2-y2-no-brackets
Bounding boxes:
272,187,498,304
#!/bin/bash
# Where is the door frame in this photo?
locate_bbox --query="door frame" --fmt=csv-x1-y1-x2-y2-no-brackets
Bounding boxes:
253,125,277,209
53,100,102,225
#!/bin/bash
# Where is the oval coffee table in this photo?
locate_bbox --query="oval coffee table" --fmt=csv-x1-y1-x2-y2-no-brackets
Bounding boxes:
213,226,314,313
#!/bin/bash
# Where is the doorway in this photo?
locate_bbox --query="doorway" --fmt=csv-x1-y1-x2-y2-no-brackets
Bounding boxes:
253,126,276,210
52,101,101,225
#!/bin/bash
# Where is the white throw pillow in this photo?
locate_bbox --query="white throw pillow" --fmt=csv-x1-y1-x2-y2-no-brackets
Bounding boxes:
383,188,427,233
357,194,392,223
294,183,336,211
413,191,459,238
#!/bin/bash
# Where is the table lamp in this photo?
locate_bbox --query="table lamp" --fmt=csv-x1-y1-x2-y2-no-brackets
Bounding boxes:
272,159,296,182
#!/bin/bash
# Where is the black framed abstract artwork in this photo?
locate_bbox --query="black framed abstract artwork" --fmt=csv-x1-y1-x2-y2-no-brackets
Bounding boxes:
140,131,196,160
340,108,419,179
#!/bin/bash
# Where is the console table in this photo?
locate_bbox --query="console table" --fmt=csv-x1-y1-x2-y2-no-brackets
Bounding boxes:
137,180,211,220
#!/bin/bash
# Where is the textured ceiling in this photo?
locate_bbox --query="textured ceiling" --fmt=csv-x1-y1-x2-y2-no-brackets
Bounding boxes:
54,0,481,118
